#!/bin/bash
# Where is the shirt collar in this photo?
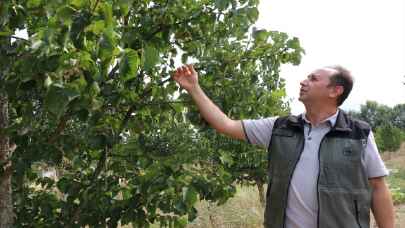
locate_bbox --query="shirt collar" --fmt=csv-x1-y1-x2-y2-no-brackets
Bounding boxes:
302,109,340,127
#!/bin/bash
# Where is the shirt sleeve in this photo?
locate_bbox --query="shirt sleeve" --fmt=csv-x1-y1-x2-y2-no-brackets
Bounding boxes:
242,117,278,148
363,130,389,178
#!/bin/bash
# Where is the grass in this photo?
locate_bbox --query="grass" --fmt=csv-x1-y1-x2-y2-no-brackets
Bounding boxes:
188,185,264,228
386,168,405,205
383,143,405,205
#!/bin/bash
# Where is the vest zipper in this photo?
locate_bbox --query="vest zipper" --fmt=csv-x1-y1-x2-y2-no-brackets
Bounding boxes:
282,135,306,228
354,200,362,228
316,136,327,228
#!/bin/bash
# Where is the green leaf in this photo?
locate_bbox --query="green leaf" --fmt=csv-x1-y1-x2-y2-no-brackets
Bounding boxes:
252,29,269,44
70,10,92,48
120,48,139,81
122,188,132,200
44,76,52,88
85,20,105,35
57,177,70,193
171,103,183,113
246,7,259,23
98,27,118,63
56,6,76,25
44,84,80,118
0,31,13,36
70,75,88,92
182,187,198,207
219,151,234,165
286,37,301,49
90,97,104,111
70,0,87,9
27,0,42,8
174,217,188,228
118,0,133,16
215,0,229,10
76,51,95,71
88,134,107,149
102,3,113,27
187,207,198,222
89,81,100,96
143,44,160,71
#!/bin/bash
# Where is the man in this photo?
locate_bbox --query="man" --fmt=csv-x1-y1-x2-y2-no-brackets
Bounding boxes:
172,64,395,228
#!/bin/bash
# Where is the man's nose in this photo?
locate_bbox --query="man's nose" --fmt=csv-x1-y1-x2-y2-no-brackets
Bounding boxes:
300,79,308,86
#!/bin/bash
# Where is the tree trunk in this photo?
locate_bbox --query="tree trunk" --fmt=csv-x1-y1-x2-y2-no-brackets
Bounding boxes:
0,92,14,227
255,179,265,208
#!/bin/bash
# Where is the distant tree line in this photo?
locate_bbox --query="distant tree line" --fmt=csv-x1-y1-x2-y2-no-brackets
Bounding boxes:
349,101,405,153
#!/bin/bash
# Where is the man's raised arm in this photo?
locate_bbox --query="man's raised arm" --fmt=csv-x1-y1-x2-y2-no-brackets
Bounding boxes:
172,65,246,140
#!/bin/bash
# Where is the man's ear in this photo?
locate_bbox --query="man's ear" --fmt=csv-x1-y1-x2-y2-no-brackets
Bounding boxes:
330,85,344,98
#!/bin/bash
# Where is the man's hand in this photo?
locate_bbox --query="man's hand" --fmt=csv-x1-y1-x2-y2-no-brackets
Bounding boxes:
172,64,199,92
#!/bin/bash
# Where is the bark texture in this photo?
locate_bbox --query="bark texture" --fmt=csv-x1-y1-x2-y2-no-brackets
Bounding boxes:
0,92,14,228
256,179,265,208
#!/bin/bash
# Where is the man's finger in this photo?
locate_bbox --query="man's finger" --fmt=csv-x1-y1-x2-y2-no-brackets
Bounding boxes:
188,64,196,74
181,66,188,73
186,64,192,72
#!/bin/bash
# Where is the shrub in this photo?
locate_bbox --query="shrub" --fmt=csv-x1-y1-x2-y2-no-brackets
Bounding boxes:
375,124,403,152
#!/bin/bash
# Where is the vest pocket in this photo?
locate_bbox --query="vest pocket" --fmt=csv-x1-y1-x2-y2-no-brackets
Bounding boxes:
272,128,295,137
318,187,370,228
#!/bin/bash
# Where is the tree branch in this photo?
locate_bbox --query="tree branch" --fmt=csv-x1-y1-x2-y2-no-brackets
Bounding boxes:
91,0,100,14
10,36,29,42
48,114,69,144
107,63,120,78
90,146,109,182
143,100,191,106
0,35,29,42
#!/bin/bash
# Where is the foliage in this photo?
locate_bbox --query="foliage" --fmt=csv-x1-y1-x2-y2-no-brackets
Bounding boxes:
391,104,405,131
350,101,392,131
386,168,405,205
196,131,269,203
0,0,303,226
350,101,405,132
375,124,403,153
390,187,405,205
350,100,405,153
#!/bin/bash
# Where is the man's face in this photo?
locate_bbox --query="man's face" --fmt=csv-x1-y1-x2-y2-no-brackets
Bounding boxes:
298,68,339,104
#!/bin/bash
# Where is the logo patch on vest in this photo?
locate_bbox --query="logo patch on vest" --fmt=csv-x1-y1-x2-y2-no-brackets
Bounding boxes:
343,147,354,156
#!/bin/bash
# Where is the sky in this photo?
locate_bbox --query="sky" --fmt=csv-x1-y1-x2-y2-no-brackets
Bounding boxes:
256,0,405,115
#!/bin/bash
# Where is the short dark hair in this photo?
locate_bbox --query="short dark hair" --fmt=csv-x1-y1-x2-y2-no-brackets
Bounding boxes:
327,65,353,106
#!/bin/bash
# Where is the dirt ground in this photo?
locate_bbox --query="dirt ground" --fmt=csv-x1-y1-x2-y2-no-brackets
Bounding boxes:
371,143,405,228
